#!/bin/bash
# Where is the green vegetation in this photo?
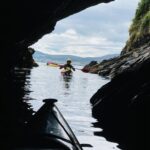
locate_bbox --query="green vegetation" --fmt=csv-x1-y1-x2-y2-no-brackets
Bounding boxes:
127,0,150,49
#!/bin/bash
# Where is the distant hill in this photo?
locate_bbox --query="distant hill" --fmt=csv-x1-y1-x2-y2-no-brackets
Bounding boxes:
33,51,119,66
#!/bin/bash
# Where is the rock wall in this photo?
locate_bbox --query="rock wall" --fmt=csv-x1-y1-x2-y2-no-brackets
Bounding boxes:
83,0,150,78
90,0,149,149
91,57,148,149
122,0,150,53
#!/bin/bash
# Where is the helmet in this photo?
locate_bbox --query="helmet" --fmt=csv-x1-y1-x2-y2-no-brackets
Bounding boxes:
67,58,71,63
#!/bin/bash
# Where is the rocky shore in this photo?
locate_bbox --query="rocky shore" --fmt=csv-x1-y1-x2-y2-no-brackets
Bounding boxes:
16,47,39,68
90,56,149,149
87,0,149,149
83,40,150,78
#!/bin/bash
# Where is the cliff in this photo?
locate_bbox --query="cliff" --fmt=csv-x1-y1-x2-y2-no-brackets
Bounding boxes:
123,0,150,53
90,0,149,149
83,0,150,78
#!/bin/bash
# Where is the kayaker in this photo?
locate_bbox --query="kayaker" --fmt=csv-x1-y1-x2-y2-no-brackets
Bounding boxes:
60,59,75,76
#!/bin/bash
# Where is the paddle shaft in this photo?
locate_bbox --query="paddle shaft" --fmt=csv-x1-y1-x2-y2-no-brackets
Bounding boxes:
47,62,89,73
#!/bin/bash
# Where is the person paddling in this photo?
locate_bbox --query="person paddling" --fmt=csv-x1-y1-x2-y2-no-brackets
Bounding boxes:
60,59,75,76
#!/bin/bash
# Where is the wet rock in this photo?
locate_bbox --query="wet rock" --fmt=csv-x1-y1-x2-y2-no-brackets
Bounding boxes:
84,42,150,78
90,1,149,149
18,47,39,68
83,61,99,73
91,58,149,149
89,32,149,150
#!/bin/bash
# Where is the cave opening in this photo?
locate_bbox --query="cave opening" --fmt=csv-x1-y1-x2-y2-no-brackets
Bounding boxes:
0,0,143,150
26,1,140,150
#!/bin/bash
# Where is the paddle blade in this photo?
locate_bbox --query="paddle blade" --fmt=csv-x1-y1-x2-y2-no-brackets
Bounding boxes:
81,68,89,73
47,62,64,68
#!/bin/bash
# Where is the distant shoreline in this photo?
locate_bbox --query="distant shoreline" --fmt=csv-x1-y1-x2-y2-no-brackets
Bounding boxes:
33,51,119,66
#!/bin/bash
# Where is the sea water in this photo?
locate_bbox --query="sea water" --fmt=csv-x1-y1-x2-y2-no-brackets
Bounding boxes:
23,62,121,150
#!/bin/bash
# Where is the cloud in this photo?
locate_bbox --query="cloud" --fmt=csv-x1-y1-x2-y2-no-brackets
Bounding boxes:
31,0,140,57
32,28,123,57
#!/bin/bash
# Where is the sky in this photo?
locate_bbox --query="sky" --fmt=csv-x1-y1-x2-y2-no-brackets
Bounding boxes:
31,0,140,57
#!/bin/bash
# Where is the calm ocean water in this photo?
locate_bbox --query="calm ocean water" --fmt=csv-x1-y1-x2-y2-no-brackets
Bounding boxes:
23,62,121,150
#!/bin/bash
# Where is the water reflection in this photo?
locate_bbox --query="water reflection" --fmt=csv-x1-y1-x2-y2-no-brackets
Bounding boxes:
62,75,72,89
0,67,34,148
27,63,121,150
0,63,121,150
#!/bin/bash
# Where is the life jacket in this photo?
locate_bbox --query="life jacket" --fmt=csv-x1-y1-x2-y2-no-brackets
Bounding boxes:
65,67,71,72
64,64,72,72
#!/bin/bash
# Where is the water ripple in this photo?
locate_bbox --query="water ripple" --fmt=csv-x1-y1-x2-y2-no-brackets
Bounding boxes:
25,63,121,150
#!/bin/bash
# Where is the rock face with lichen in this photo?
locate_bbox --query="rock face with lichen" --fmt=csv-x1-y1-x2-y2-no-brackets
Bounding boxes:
83,0,150,78
90,0,149,149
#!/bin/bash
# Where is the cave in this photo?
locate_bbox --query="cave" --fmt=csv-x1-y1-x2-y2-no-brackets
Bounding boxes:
0,0,114,149
0,0,113,74
0,0,148,149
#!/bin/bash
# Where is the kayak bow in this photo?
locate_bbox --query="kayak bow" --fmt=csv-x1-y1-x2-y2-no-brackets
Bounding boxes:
25,99,83,150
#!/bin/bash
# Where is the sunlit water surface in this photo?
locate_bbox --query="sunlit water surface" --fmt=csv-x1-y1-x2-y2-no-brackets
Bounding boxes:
24,63,121,150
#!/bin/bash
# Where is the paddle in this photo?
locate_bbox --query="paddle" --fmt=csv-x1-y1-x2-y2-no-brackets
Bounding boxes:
75,68,89,73
47,61,89,73
47,61,63,67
